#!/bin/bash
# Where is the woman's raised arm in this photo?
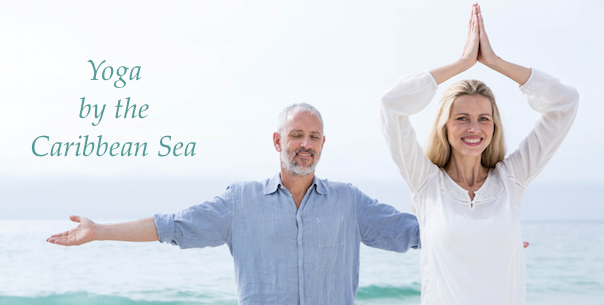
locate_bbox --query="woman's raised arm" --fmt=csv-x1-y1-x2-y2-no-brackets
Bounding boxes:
475,4,531,86
429,3,480,85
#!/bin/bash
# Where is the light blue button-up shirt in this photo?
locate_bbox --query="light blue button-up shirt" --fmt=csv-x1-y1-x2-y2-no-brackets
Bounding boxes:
154,173,420,305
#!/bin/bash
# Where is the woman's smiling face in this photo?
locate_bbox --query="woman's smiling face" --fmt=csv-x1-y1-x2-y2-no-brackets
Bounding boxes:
446,94,494,160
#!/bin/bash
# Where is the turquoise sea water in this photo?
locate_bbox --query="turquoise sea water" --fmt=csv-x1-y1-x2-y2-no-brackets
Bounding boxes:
1,220,603,304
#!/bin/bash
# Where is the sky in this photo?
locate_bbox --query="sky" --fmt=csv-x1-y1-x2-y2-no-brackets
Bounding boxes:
1,0,602,220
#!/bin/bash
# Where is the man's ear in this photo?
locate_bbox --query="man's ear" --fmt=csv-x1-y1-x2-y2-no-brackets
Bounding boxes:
273,132,282,152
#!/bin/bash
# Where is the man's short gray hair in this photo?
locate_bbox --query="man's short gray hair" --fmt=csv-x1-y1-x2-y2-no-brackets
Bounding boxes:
277,103,324,134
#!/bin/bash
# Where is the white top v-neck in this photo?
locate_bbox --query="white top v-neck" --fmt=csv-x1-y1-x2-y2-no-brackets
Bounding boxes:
380,69,579,304
441,168,497,210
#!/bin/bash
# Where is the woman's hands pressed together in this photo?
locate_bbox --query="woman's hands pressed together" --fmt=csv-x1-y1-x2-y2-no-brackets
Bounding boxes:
430,3,531,86
460,4,480,70
475,4,499,68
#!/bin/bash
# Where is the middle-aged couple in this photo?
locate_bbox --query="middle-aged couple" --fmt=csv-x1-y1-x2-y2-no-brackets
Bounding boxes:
48,4,579,304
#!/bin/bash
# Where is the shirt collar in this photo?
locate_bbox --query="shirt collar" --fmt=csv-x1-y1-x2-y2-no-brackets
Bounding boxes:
264,173,327,196
264,173,282,195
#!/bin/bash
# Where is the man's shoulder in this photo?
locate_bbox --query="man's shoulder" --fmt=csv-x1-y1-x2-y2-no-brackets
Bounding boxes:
315,177,359,194
225,179,269,191
316,177,348,187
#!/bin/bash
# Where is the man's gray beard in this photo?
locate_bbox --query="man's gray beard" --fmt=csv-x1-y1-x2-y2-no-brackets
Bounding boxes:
280,149,318,176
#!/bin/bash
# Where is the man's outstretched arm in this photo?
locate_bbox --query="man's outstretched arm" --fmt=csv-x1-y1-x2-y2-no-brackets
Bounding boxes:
46,215,158,246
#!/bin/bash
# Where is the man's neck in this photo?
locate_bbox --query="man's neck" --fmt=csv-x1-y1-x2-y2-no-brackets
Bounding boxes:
280,169,315,209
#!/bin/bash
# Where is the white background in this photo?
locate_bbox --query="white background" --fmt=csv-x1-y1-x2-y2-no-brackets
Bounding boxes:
1,0,602,220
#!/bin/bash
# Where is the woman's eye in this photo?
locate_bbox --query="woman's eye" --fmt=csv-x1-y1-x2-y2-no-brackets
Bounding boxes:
457,117,467,121
479,117,489,121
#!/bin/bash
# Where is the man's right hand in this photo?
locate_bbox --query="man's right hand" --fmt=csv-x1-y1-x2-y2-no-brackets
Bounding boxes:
47,215,96,246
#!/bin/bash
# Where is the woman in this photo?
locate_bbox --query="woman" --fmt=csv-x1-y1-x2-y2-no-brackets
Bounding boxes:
380,4,578,304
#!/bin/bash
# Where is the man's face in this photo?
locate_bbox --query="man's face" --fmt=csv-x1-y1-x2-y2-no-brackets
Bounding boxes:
274,111,325,176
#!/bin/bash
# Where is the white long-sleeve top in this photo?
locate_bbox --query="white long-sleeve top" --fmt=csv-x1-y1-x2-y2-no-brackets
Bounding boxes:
380,69,579,305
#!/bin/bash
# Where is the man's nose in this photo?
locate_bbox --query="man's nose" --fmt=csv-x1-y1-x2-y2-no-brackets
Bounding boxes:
300,135,312,148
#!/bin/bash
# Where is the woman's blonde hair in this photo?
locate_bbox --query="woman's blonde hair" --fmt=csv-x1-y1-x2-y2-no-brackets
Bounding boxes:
424,79,505,168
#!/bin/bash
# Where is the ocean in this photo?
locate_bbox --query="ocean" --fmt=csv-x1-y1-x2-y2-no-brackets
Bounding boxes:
0,220,603,304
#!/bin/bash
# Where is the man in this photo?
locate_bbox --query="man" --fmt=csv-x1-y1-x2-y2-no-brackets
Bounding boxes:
47,103,421,304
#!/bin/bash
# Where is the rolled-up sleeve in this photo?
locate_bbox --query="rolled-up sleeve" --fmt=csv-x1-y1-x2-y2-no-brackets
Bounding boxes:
154,185,235,249
354,186,421,252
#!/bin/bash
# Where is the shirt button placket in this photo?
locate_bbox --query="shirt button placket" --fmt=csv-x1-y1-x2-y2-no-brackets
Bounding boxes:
282,184,306,304
296,207,305,304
